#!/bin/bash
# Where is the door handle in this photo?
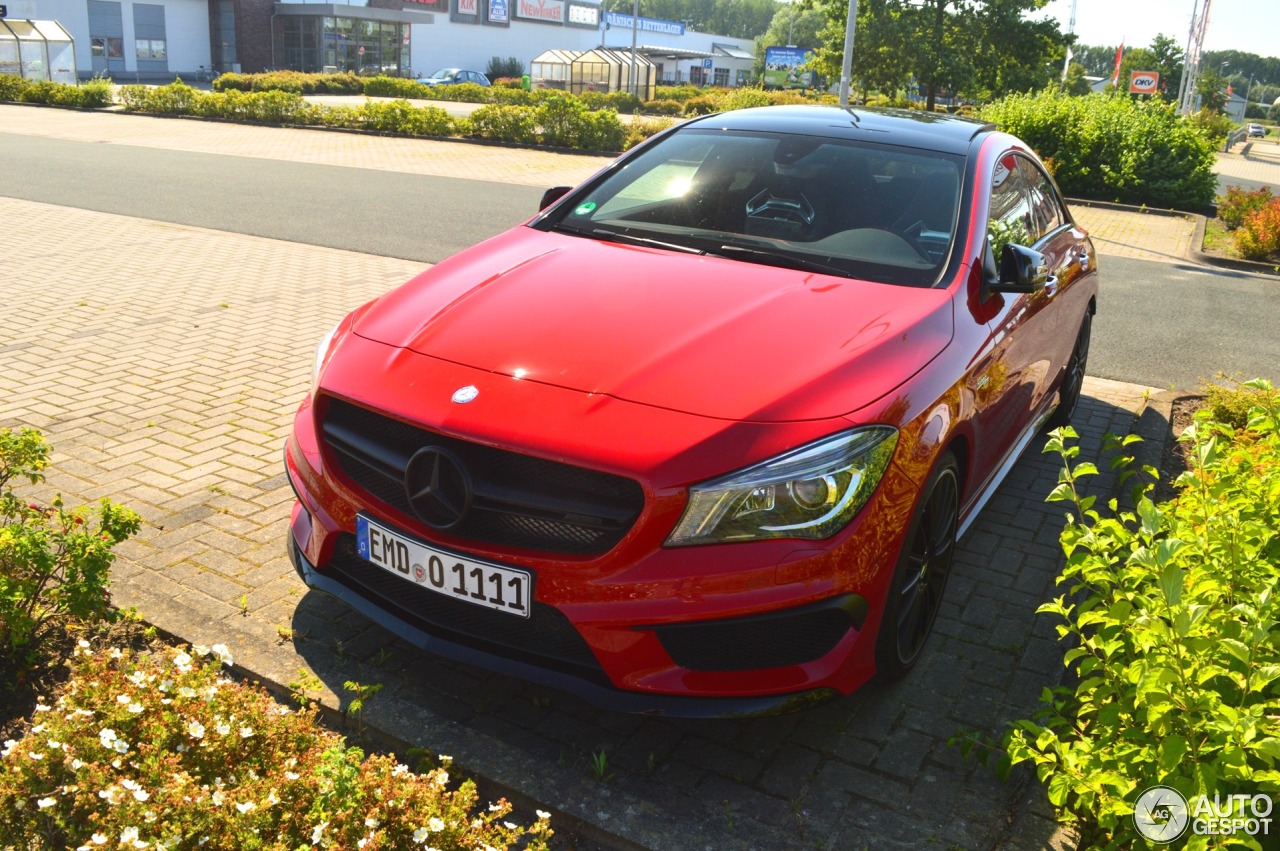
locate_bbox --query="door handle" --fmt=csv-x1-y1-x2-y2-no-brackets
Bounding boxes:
1078,250,1090,271
1044,275,1059,295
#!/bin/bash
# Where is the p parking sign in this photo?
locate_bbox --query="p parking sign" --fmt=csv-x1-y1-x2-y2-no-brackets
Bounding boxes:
0,5,8,17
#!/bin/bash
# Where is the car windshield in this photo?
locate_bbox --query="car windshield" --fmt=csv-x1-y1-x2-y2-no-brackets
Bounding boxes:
429,69,457,80
540,128,964,287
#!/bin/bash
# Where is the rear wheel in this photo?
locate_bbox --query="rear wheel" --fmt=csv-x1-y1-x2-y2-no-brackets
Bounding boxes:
876,452,959,679
1047,311,1091,429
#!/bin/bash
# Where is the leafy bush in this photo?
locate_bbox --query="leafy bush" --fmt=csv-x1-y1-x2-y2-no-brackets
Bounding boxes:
720,87,773,112
979,90,1218,210
0,640,553,850
466,103,538,144
1234,196,1280,260
535,95,590,147
981,392,1280,847
578,90,640,113
213,71,362,95
0,429,139,679
642,99,684,116
1217,185,1273,230
1203,376,1280,432
118,81,202,115
486,56,524,80
1187,106,1234,144
654,85,702,102
362,76,429,99
623,116,676,150
683,96,719,116
0,74,114,108
491,77,525,90
418,81,491,103
359,100,453,136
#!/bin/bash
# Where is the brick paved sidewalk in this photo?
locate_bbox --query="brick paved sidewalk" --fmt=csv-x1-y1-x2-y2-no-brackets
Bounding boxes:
2,191,1170,850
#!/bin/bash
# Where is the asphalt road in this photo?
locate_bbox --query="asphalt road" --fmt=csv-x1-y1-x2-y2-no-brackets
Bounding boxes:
3,132,1277,392
0,133,542,263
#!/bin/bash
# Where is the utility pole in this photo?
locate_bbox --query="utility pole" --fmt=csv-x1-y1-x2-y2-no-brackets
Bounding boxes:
837,0,858,107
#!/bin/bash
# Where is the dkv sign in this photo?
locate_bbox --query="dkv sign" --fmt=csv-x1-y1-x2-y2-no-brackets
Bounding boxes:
1130,71,1160,94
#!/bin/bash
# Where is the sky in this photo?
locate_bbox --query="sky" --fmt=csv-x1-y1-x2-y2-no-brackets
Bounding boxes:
1037,0,1280,59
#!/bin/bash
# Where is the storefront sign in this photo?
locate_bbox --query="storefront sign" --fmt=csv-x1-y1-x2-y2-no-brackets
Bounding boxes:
603,11,683,35
516,0,563,23
487,0,509,23
566,2,598,26
457,0,477,11
404,0,448,9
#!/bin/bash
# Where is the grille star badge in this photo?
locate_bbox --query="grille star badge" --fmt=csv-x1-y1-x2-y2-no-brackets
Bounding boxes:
452,385,479,404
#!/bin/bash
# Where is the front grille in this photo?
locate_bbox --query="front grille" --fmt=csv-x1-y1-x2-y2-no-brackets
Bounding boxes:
320,397,645,556
652,596,864,672
325,535,608,683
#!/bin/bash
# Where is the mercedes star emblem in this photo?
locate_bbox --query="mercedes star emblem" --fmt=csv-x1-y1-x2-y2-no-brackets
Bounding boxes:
452,385,479,404
403,446,472,529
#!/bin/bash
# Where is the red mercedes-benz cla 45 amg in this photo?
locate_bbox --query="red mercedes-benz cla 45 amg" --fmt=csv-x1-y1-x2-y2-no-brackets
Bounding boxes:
285,105,1096,716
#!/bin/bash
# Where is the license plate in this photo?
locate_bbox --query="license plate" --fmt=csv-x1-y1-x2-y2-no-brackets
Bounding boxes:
355,515,532,618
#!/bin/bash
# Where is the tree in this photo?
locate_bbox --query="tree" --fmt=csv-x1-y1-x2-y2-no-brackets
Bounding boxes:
1147,33,1183,100
809,0,1066,109
1059,61,1093,96
1196,65,1229,113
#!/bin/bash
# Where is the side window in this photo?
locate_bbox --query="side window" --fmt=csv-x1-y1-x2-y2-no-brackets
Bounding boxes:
1019,159,1064,237
988,152,1035,256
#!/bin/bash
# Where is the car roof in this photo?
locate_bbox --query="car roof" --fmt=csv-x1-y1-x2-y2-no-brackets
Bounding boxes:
682,105,995,156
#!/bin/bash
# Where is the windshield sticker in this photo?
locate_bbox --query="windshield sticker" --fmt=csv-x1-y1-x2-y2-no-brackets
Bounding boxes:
573,201,597,216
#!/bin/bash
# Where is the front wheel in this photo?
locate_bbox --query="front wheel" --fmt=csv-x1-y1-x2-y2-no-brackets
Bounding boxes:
875,452,959,679
1046,310,1091,429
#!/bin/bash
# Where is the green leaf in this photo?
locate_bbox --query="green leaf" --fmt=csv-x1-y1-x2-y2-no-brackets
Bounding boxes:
1159,564,1184,606
1159,736,1187,772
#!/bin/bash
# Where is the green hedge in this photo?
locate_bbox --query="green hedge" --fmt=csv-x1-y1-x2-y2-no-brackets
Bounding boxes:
974,383,1280,847
213,70,363,95
979,90,1218,210
0,74,114,108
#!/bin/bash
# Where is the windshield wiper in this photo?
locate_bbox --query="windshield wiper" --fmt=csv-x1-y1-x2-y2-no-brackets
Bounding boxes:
552,224,704,255
708,244,849,276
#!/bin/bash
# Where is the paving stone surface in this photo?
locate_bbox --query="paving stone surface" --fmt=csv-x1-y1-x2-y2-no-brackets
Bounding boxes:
1,106,1234,848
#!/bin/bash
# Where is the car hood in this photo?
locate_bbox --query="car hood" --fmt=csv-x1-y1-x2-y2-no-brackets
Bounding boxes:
353,227,954,422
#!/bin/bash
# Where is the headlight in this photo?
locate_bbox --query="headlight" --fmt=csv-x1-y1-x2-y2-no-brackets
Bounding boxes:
667,427,898,546
311,319,345,396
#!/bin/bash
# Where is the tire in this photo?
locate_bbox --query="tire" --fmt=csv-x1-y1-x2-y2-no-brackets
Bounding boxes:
875,452,959,680
1046,310,1091,429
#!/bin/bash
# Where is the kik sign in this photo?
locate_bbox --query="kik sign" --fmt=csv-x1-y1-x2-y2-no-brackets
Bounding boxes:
1130,70,1159,94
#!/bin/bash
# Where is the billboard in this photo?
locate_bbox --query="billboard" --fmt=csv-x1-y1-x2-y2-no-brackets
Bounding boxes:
764,46,813,89
1129,70,1159,95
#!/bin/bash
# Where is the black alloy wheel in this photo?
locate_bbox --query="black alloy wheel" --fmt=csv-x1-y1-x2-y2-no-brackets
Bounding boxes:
876,452,959,679
1047,311,1092,429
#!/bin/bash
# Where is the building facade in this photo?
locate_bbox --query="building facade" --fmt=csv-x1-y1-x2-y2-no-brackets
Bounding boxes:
11,0,753,86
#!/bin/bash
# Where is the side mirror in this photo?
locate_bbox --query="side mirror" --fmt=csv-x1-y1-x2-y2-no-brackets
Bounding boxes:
983,238,1048,295
539,186,572,211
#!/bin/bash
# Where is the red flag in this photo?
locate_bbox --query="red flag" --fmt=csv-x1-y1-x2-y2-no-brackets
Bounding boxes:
1111,42,1125,87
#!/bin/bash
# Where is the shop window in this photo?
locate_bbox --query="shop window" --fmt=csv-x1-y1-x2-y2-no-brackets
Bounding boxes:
713,67,728,87
135,38,165,60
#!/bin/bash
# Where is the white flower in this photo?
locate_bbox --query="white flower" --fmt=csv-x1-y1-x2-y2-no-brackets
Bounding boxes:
193,645,210,658
117,694,131,704
129,671,147,686
434,770,449,787
413,827,429,844
127,702,144,715
285,771,301,781
215,723,231,737
439,754,452,764
178,687,196,699
99,728,117,748
239,726,253,738
211,644,233,665
187,721,205,739
211,790,224,806
1,739,16,757
29,751,44,760
92,834,108,845
47,739,62,750
358,840,368,850
31,723,45,734
122,779,140,791
393,763,410,776
113,738,130,755
266,790,279,806
364,818,379,829
175,744,187,753
172,652,192,670
158,680,172,693
37,796,56,809
133,789,150,802
310,822,328,845
35,703,50,712
428,817,445,832
537,809,551,820
72,759,84,770
78,639,91,649
120,826,147,849
109,648,123,660
488,803,503,811
235,801,255,814
98,787,120,805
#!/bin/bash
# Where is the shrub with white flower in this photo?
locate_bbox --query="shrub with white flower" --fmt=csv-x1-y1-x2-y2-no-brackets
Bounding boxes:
0,640,553,851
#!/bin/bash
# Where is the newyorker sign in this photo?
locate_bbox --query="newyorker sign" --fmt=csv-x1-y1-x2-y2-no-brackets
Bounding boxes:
516,0,564,23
